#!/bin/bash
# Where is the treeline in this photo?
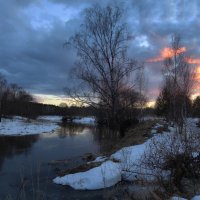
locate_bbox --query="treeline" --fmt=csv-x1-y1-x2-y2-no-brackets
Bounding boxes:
0,74,97,119
0,74,33,121
2,101,95,118
155,91,200,118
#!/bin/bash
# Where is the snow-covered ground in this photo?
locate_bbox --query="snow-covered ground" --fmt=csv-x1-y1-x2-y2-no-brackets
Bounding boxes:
171,195,200,200
38,115,63,123
0,117,58,135
72,117,95,125
53,161,121,190
191,196,200,200
0,116,58,136
53,118,200,196
0,116,96,136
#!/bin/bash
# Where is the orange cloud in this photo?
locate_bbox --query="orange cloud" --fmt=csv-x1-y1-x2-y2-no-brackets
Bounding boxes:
186,59,200,91
185,57,200,65
146,46,200,99
147,47,187,63
194,66,200,80
188,62,200,96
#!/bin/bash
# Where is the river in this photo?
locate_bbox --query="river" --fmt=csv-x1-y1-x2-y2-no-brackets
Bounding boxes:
0,122,119,200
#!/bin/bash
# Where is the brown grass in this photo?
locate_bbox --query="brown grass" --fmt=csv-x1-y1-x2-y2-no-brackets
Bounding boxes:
55,119,163,177
110,119,160,154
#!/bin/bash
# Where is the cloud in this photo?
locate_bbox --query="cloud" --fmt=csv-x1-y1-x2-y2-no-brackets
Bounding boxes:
147,47,187,62
1,0,200,103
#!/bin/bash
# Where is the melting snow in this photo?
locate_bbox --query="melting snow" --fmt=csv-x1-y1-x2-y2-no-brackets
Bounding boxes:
53,118,200,190
53,161,121,190
73,117,95,125
0,116,58,136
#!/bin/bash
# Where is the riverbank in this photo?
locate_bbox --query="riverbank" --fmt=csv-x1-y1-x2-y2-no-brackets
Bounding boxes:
53,119,160,177
53,118,200,200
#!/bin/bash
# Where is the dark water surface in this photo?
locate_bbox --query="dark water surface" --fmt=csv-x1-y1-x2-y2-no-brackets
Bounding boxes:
0,123,119,200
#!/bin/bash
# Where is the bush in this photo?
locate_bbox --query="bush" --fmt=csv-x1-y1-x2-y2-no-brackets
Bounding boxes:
141,124,200,193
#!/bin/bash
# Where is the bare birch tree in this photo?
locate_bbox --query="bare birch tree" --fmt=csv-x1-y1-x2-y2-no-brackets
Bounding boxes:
162,34,193,132
66,5,141,127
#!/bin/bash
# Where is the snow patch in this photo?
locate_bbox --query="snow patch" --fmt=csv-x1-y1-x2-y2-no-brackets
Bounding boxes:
38,115,62,123
53,118,200,190
192,195,200,200
53,161,121,190
171,197,187,200
88,156,108,164
0,116,58,136
73,117,95,125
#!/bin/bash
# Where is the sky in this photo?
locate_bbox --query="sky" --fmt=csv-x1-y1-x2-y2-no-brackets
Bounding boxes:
1,0,200,106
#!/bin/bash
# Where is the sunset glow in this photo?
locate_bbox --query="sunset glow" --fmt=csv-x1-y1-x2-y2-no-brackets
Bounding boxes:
146,47,200,101
34,94,77,106
147,47,186,63
185,58,200,65
194,66,200,80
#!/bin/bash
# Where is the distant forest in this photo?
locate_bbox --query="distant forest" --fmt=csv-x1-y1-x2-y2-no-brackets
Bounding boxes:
0,73,97,118
2,101,97,118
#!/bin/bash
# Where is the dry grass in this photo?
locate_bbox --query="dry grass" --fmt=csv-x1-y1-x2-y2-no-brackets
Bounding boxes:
54,119,162,177
58,162,102,176
110,119,160,154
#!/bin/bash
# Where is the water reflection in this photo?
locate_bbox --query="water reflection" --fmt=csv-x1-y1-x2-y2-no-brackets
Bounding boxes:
56,123,120,153
56,123,86,138
92,126,120,153
0,135,39,170
0,123,122,199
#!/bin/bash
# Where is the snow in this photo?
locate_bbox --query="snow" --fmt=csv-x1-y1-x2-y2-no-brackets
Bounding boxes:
38,115,62,123
192,196,200,200
151,129,157,134
0,116,58,136
0,115,96,136
53,118,200,190
150,122,164,134
73,117,95,125
111,143,152,181
171,197,187,200
170,196,200,200
88,156,108,164
153,123,163,129
38,115,95,125
53,161,121,190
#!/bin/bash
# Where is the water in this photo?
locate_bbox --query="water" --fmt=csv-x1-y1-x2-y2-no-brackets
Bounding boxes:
0,123,119,200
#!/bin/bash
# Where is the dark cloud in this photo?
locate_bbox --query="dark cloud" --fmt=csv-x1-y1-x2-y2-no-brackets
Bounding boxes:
0,0,200,101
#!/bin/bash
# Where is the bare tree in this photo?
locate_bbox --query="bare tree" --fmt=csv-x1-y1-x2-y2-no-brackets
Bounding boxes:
162,34,193,132
0,74,7,122
0,74,35,120
135,64,147,121
66,5,141,127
